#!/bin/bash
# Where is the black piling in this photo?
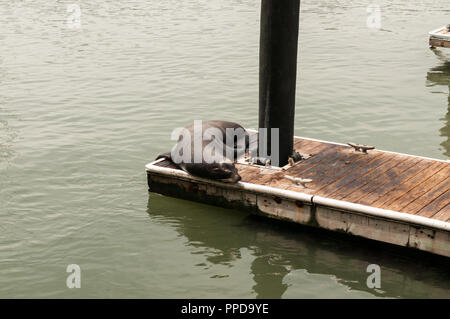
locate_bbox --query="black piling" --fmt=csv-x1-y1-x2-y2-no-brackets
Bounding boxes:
258,0,300,167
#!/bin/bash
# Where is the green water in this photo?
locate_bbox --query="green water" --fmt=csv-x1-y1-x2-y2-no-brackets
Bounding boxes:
1,0,449,298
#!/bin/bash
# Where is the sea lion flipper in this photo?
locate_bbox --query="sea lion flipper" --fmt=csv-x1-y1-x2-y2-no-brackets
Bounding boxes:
155,151,172,161
155,151,182,169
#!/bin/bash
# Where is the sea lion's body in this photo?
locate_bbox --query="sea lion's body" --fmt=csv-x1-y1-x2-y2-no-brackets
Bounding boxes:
156,121,249,183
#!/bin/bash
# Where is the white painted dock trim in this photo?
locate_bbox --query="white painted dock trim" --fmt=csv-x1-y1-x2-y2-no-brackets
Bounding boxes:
429,26,450,41
146,160,450,233
313,196,450,232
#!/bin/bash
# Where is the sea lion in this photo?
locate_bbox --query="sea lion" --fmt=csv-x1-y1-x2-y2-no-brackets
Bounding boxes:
156,120,249,183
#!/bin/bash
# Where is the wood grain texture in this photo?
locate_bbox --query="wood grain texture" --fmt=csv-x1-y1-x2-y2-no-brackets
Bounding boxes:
373,164,448,211
334,155,414,202
152,136,450,222
431,203,450,222
414,189,450,218
343,157,430,206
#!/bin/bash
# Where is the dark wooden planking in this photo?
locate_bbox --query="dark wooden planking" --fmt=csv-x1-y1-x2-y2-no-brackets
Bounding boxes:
257,171,288,186
150,136,450,223
268,147,351,191
288,150,383,193
234,138,338,189
330,156,412,201
374,164,449,211
416,190,450,218
242,141,346,189
335,155,413,200
238,164,282,186
239,137,332,186
236,164,261,181
314,152,391,197
431,203,450,222
373,162,448,211
295,148,364,178
284,148,353,181
342,157,429,206
252,143,344,187
278,149,386,194
283,144,348,176
251,168,285,186
402,180,450,217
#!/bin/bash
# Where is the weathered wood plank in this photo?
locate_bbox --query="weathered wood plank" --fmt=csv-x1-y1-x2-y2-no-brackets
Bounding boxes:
381,166,449,214
152,136,450,225
414,189,450,218
290,152,382,195
332,155,415,202
284,144,349,177
249,145,345,189
431,203,450,222
147,135,450,257
375,165,449,212
314,152,390,197
342,157,430,206
237,165,262,181
371,162,447,209
270,147,357,192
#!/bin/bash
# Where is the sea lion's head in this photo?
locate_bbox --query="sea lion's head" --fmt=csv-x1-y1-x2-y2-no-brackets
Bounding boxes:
184,162,241,183
211,162,241,183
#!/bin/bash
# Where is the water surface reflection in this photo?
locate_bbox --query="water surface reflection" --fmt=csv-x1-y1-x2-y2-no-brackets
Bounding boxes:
427,49,450,158
147,195,450,298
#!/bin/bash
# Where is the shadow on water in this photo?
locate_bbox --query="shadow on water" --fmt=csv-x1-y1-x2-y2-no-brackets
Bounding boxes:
147,194,450,299
427,49,450,158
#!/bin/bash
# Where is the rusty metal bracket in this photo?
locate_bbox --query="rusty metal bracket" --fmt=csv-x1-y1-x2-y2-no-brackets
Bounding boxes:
347,142,375,154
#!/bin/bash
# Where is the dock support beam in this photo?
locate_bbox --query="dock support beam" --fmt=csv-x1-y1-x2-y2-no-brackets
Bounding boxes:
259,0,300,167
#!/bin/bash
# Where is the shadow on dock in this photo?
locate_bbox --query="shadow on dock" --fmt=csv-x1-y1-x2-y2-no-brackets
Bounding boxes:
427,49,450,158
147,194,450,299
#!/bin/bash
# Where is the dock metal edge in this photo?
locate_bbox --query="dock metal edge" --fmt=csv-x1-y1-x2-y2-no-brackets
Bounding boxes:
429,26,450,40
429,26,450,49
146,160,449,232
146,158,450,258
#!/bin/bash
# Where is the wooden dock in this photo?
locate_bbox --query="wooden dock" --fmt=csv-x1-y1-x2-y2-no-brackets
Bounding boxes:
146,135,450,258
429,26,450,48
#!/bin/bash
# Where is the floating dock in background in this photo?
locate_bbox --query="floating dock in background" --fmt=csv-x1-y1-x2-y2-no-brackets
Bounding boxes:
429,25,450,48
146,135,450,258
